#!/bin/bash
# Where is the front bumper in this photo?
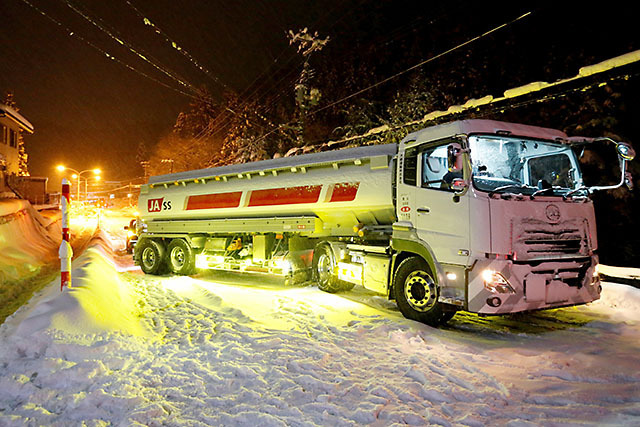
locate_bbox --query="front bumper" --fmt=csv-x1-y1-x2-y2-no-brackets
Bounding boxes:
467,256,600,314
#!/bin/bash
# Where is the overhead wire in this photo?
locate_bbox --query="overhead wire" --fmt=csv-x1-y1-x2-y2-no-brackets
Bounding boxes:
201,0,367,141
210,0,493,143
59,0,201,94
248,10,534,146
17,0,197,99
309,11,533,117
123,0,229,91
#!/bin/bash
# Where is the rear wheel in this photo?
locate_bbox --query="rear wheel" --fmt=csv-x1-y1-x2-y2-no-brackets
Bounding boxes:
167,239,195,275
138,239,168,275
393,256,445,326
312,243,354,293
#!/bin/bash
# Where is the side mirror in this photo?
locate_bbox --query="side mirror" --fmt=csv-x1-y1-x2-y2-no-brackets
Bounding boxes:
451,178,467,192
615,142,635,190
584,138,635,193
616,142,635,161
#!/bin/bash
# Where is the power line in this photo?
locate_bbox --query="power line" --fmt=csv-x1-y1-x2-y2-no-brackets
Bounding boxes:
310,11,532,117
249,10,534,146
60,0,200,94
124,0,229,91
17,0,197,99
198,1,365,142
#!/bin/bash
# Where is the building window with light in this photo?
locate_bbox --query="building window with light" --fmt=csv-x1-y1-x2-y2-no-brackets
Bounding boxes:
1,125,6,144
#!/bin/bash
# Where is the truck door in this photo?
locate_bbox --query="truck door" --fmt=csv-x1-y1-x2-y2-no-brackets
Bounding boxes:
398,140,470,266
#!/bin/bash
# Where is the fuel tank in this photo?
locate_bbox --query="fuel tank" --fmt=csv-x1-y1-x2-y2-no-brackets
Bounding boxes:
138,144,398,235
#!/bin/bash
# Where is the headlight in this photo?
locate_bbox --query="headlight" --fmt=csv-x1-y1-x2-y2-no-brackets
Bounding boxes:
482,269,515,294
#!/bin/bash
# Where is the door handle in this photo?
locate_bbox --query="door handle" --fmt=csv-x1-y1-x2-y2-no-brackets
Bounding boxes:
417,207,430,213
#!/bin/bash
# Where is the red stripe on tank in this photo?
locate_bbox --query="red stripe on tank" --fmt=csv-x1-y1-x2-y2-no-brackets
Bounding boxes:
186,192,243,210
248,185,322,207
329,182,359,202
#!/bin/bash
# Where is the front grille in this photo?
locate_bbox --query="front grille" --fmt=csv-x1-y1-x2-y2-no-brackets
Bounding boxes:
513,218,590,260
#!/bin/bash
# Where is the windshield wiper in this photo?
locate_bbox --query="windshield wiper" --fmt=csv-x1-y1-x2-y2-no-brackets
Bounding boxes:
489,184,536,197
531,186,574,198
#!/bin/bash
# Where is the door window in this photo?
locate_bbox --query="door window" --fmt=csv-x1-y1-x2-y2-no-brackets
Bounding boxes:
421,143,461,191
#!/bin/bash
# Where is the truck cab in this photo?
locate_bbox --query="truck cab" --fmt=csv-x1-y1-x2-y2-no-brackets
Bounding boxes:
391,120,633,323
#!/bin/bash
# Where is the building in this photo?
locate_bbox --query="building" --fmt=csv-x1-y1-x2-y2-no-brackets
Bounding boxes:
1,102,35,197
0,102,33,173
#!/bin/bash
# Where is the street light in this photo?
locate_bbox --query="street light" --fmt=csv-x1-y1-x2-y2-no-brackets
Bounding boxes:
56,165,101,201
73,174,101,201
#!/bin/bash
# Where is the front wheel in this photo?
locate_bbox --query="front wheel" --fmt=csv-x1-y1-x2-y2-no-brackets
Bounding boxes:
167,239,195,275
393,256,445,326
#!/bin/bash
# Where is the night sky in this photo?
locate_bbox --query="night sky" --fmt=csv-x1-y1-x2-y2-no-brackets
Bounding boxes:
0,1,637,188
0,0,338,185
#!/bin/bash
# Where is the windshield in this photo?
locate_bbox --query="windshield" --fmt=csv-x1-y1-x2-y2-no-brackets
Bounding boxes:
469,135,582,195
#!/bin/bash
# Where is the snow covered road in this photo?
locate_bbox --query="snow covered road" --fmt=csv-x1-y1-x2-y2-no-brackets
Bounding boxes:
1,209,639,426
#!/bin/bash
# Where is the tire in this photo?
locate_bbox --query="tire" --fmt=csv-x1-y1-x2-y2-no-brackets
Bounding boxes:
393,256,445,326
138,239,168,275
167,239,195,275
312,243,355,293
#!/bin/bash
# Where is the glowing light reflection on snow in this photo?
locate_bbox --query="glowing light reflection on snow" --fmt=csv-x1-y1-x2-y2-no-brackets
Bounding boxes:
159,273,375,330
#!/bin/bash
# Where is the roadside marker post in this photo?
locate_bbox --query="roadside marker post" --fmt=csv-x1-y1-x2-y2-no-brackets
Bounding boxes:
59,178,73,291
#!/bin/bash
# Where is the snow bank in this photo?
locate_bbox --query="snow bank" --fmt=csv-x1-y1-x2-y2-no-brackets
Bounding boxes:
0,199,60,283
589,281,640,322
598,264,640,280
4,231,149,339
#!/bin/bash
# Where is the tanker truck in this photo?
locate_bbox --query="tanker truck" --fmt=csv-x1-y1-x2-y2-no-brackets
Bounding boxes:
133,119,635,325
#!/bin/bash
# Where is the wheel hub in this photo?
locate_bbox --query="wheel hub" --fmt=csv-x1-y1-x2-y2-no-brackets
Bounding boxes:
171,246,185,269
404,271,437,312
317,253,332,283
142,247,155,269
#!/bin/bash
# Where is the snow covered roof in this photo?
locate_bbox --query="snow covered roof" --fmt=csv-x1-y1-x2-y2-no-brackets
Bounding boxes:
402,119,570,145
0,103,34,134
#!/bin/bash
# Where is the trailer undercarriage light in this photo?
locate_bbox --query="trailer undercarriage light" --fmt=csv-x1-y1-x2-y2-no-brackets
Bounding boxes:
195,254,225,269
195,254,209,269
272,259,291,274
446,272,457,281
482,269,515,294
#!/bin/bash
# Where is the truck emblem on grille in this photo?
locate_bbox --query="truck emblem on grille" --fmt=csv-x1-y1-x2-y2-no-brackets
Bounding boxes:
545,204,561,222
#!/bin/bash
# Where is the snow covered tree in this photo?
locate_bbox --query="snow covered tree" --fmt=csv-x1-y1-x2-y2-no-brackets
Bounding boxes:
288,28,329,146
17,134,28,176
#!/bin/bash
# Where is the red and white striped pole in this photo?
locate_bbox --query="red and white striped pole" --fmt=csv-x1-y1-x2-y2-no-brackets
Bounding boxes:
59,178,73,291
